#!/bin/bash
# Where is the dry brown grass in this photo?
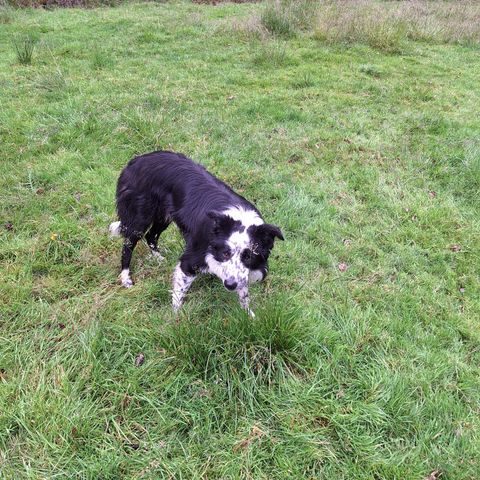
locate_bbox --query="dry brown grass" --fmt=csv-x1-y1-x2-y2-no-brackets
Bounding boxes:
231,14,270,40
314,0,480,50
233,1,480,51
192,0,260,4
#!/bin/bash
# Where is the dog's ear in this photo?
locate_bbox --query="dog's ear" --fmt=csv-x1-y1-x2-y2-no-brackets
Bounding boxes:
207,211,237,234
260,224,284,241
251,223,284,244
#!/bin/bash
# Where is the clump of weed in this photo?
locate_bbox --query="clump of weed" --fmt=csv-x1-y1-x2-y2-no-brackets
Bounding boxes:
285,0,318,30
260,0,318,37
91,50,114,70
231,15,268,41
136,30,157,44
160,299,309,399
36,71,67,93
261,1,296,38
291,71,316,89
359,64,383,78
252,40,290,68
454,139,480,201
12,33,39,65
0,6,14,24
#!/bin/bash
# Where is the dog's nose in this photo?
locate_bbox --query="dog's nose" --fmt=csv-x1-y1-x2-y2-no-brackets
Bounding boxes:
224,279,238,291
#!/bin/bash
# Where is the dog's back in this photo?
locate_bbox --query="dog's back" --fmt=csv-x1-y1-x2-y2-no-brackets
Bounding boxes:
116,150,258,239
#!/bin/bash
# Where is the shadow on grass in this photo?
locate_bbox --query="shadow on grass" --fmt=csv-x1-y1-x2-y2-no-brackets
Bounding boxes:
159,297,310,401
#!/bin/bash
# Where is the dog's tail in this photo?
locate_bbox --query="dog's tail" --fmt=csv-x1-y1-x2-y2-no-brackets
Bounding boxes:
109,220,122,237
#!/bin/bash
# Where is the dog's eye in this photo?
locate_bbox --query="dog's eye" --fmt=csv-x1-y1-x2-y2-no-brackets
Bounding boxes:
241,248,257,264
222,250,232,261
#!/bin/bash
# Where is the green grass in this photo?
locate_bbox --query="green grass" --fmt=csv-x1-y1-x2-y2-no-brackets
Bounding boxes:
12,32,39,64
1,1,480,478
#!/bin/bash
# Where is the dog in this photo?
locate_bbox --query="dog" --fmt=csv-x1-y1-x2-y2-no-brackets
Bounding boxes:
110,150,284,316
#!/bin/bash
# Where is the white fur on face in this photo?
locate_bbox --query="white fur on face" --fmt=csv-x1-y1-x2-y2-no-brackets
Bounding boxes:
204,207,265,316
205,228,251,288
222,206,263,227
211,206,265,287
206,253,248,288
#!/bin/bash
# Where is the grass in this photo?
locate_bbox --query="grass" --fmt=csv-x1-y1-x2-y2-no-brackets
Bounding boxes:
260,0,317,37
251,39,290,68
12,32,38,64
260,1,296,38
1,1,480,478
91,49,115,70
0,6,14,24
255,0,480,52
313,0,480,50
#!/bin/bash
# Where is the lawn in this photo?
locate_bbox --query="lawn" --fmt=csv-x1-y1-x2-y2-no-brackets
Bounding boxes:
1,1,479,478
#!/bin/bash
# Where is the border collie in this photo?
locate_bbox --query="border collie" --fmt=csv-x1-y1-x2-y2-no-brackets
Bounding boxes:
109,151,283,316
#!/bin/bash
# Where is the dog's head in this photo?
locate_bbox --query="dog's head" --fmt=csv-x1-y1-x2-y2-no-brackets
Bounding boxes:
206,210,283,291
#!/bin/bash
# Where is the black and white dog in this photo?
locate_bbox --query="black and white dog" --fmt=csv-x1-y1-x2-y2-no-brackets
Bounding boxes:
110,151,283,316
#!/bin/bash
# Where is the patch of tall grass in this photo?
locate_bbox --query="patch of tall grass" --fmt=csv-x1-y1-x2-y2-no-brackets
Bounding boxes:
260,0,318,37
243,0,480,51
315,1,480,50
12,33,38,65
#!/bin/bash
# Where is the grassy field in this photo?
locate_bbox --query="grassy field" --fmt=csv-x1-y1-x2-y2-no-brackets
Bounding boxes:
1,1,480,478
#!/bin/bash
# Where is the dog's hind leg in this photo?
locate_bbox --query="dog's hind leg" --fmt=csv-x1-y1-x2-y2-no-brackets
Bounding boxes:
172,263,196,312
120,235,140,288
145,220,170,260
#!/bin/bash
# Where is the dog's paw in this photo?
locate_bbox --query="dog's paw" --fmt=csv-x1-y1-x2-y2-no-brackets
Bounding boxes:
150,250,165,261
247,308,255,318
248,269,264,284
109,221,122,237
119,270,134,288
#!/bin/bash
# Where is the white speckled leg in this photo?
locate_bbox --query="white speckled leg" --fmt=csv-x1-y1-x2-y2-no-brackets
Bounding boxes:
172,263,196,312
120,269,133,288
238,286,255,317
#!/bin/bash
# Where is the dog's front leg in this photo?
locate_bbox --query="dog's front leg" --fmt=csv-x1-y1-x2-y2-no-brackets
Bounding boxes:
238,286,255,318
172,263,196,313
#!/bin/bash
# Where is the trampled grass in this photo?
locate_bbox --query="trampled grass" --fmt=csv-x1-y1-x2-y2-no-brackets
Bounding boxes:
1,1,479,478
